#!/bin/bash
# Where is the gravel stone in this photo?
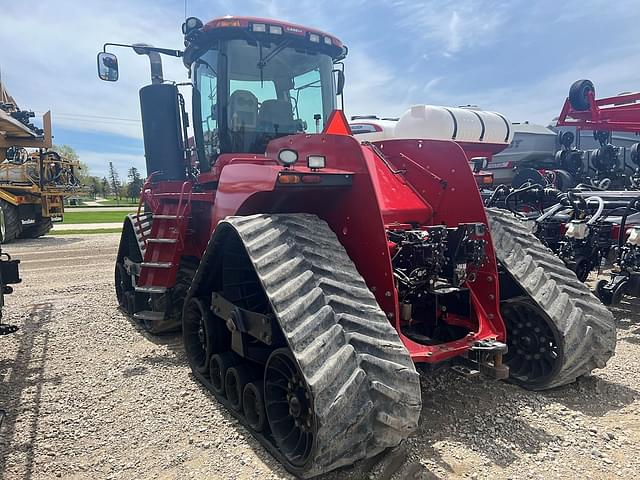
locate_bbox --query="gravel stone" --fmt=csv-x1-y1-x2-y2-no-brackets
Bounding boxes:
0,235,639,479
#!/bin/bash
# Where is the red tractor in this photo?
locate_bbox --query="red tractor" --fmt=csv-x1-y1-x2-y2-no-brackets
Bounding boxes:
98,16,616,478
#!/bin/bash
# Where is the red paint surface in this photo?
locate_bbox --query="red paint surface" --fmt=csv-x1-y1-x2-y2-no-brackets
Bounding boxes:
557,89,640,133
138,114,506,365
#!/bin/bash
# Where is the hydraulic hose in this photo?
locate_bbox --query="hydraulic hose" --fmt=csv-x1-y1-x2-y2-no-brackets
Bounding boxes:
484,184,510,207
505,183,541,216
585,196,605,225
536,201,566,223
575,183,603,191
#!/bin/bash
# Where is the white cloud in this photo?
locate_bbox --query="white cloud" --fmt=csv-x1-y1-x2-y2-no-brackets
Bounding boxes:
391,0,509,56
0,1,187,140
4,0,640,169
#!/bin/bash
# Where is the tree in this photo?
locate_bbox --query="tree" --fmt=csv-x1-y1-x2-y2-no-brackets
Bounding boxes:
53,144,90,184
86,176,100,199
101,176,111,197
127,166,144,201
108,162,121,200
53,144,79,163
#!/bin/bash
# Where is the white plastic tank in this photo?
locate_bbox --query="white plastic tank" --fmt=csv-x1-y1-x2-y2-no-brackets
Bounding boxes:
393,105,513,144
349,119,398,142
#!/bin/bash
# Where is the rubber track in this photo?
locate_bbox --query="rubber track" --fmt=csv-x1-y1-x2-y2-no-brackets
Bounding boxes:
127,213,152,257
20,218,52,238
486,208,616,389
223,214,421,478
0,200,21,243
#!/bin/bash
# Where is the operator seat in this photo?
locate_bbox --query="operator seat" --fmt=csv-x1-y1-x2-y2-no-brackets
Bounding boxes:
257,99,297,135
228,90,258,131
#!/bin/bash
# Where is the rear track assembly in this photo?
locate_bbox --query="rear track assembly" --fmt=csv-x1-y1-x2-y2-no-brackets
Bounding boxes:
486,208,616,389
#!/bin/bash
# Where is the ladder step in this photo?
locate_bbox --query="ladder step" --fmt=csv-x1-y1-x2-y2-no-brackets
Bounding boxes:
135,286,167,294
147,238,178,244
133,310,165,321
141,262,173,269
153,214,178,220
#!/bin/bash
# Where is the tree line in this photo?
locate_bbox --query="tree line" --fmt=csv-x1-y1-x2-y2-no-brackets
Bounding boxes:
83,163,144,201
55,144,145,201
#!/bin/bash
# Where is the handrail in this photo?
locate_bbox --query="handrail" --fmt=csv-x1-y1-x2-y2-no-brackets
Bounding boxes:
135,171,161,245
175,181,193,249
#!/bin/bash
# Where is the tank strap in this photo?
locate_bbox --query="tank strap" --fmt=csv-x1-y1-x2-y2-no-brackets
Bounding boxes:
443,107,458,140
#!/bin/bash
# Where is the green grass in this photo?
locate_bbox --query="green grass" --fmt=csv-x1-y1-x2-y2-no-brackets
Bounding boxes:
62,210,133,224
96,198,139,206
50,228,122,236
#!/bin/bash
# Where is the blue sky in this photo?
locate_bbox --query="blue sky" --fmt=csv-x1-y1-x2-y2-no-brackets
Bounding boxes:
2,0,639,178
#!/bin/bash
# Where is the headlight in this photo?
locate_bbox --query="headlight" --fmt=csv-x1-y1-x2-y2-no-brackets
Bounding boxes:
278,149,298,166
307,155,326,169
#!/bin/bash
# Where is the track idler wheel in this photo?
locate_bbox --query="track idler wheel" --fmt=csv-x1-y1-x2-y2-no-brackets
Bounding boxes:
501,298,561,386
209,353,237,397
225,365,253,412
183,297,213,374
243,381,267,433
264,348,314,468
114,262,131,309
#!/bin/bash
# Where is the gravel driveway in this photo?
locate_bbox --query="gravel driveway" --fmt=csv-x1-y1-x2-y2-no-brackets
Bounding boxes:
0,234,638,479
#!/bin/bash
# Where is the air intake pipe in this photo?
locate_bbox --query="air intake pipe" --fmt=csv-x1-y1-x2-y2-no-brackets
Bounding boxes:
139,83,186,181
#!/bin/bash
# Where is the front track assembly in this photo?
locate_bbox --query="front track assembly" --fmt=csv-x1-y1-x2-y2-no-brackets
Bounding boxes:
183,214,422,478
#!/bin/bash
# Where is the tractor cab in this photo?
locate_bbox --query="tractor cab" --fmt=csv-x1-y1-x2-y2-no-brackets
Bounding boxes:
183,17,347,167
97,16,346,178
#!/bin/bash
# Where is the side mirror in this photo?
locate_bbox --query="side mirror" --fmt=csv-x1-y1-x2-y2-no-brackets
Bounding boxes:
97,52,119,82
333,69,345,96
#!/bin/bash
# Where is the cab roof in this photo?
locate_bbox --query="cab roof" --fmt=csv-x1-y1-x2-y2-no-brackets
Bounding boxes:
203,16,345,52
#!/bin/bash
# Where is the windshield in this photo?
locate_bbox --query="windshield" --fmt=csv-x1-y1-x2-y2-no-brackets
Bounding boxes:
194,39,336,164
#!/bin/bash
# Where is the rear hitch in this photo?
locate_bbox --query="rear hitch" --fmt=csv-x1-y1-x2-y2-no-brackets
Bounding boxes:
470,339,509,380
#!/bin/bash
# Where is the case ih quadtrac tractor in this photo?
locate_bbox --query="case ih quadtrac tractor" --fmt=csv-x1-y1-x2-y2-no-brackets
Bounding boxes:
99,16,616,478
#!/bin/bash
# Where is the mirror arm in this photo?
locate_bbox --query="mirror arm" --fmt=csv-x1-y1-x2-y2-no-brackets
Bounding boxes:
133,43,164,84
103,42,183,57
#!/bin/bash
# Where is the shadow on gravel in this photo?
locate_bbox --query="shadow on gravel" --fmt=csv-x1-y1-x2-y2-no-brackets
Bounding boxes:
416,374,559,471
542,375,639,416
9,236,84,248
118,312,187,367
0,303,60,480
610,296,640,335
399,360,639,476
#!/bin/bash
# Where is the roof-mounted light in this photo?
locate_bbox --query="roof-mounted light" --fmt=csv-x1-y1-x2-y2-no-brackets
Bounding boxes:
251,23,267,32
323,36,332,45
182,16,204,35
309,33,320,43
269,25,283,35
